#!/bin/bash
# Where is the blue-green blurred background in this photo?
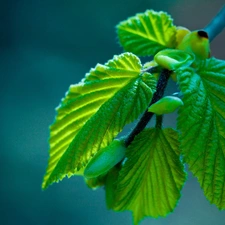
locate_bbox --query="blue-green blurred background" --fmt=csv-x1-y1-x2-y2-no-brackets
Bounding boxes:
1,0,225,224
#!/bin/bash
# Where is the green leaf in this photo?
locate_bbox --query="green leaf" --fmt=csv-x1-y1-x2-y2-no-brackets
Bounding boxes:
177,58,225,209
42,53,156,189
114,128,186,225
105,166,121,209
148,96,183,115
84,139,126,179
117,10,176,56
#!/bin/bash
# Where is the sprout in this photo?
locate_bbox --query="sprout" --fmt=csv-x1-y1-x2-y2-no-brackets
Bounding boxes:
148,96,183,115
177,30,210,60
84,139,126,179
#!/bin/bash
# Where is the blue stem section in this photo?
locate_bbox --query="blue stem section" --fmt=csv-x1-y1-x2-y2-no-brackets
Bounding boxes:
204,4,225,42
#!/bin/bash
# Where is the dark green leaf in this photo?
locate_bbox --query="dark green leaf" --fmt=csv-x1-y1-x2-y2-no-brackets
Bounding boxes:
177,58,225,209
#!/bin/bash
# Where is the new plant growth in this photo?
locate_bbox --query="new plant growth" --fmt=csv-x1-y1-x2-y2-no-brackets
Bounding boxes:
42,7,225,225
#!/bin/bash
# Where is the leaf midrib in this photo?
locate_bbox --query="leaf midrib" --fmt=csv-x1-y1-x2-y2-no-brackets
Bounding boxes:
119,27,167,47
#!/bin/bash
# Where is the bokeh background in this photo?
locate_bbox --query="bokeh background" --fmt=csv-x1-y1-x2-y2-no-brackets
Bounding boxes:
1,0,225,225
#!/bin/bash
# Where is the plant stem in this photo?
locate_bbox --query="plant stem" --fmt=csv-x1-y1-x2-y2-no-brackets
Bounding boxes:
124,69,171,147
204,4,225,42
155,115,163,129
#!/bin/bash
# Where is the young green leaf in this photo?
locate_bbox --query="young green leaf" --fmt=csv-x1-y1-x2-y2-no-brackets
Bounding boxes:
114,128,186,225
42,53,156,189
84,139,126,179
117,10,176,56
148,96,183,115
177,58,225,209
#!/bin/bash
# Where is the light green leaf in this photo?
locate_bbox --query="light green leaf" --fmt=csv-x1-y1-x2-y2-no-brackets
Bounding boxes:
117,10,176,56
114,128,186,225
42,53,156,189
177,58,225,209
84,139,126,179
148,96,183,115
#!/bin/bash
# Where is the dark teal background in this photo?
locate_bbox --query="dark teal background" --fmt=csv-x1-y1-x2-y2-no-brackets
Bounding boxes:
1,0,225,225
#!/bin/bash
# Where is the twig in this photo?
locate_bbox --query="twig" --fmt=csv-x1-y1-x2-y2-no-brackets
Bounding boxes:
124,69,171,147
204,4,225,42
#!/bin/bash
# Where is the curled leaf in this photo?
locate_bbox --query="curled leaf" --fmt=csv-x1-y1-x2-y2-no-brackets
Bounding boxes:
154,49,195,70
